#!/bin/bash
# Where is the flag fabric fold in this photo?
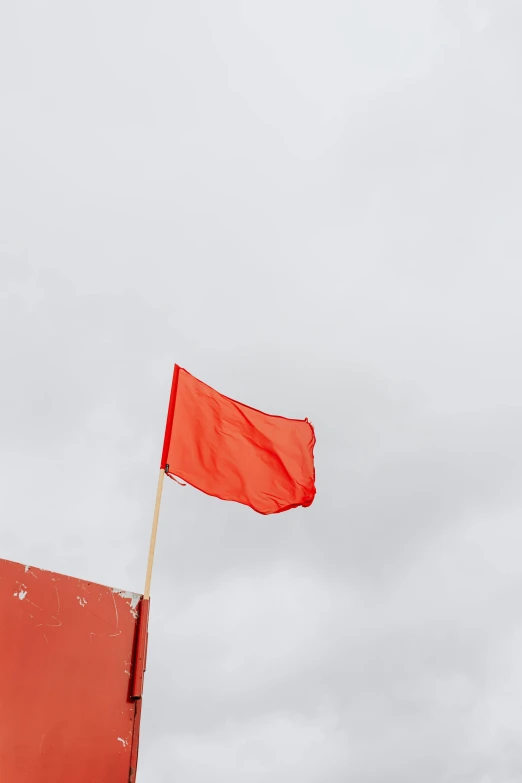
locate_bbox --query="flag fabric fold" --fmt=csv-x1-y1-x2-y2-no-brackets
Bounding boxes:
160,366,316,515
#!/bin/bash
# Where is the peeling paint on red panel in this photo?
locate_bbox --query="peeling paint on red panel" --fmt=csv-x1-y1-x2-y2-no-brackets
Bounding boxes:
0,558,145,782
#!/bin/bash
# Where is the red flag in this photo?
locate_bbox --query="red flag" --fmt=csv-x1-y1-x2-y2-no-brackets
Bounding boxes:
160,366,316,515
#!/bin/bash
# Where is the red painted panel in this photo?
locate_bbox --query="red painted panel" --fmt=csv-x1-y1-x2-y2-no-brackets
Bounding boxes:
0,558,145,782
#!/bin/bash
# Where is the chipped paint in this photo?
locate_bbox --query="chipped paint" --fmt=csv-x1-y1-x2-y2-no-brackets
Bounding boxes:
117,737,128,747
14,590,27,601
110,589,140,619
77,596,87,607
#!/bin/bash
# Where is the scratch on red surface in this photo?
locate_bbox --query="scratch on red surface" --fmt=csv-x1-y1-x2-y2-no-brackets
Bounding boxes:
111,590,120,629
45,615,62,628
53,584,61,615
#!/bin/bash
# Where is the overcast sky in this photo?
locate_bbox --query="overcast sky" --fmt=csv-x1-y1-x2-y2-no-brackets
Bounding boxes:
2,1,522,780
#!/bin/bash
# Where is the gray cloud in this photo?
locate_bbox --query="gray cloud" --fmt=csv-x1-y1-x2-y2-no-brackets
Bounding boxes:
1,1,522,780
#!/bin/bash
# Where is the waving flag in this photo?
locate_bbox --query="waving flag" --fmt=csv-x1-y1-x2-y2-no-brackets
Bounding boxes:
160,366,316,515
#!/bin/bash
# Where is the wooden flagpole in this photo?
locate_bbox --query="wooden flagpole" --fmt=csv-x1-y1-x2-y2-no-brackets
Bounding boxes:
143,364,179,600
143,468,165,600
133,367,179,699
